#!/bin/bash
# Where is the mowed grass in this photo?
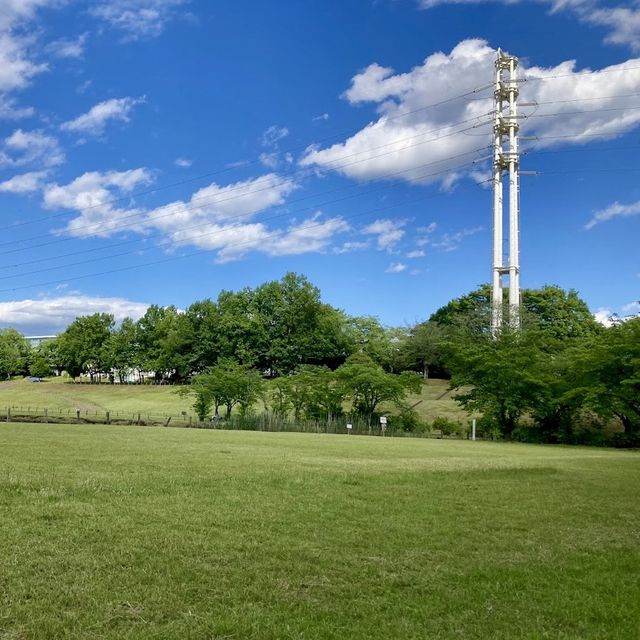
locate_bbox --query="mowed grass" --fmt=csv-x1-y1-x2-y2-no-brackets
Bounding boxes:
0,424,638,639
0,377,193,416
0,376,467,425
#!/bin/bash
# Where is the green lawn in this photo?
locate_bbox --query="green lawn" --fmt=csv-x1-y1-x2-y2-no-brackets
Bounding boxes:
1,424,638,639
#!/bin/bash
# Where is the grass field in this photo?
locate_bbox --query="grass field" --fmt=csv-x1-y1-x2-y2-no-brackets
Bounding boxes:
0,376,468,425
1,423,638,639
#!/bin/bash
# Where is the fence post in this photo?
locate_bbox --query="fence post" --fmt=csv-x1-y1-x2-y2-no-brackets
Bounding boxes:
137,413,141,425
76,409,80,423
106,411,110,425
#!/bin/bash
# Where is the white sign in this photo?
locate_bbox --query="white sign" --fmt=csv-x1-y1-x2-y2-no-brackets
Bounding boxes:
379,416,387,425
346,423,353,430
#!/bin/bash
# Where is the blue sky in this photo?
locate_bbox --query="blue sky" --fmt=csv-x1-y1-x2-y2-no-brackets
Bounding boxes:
0,0,639,334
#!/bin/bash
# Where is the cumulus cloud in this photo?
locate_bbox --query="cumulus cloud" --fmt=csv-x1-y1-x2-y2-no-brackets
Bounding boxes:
363,218,407,251
407,249,426,258
301,39,640,188
0,129,64,168
145,173,344,262
174,157,192,168
61,96,146,136
0,295,150,333
90,0,189,40
0,1,64,119
0,170,48,194
585,200,640,229
43,168,154,237
42,167,349,262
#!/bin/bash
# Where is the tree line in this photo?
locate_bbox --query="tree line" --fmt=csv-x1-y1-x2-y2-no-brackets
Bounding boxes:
1,272,638,445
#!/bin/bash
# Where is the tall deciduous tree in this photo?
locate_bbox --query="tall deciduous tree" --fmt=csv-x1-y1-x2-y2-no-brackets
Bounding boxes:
186,359,263,420
56,313,114,381
0,329,30,379
336,354,421,425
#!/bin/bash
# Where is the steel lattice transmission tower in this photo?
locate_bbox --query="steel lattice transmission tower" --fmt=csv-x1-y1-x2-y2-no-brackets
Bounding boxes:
491,49,520,333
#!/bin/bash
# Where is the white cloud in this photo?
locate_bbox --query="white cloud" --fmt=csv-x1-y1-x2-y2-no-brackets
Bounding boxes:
363,218,407,251
0,170,48,194
585,200,640,229
45,33,87,59
312,113,330,122
261,125,289,147
622,301,640,313
431,226,484,252
334,240,370,254
43,168,154,237
407,249,425,258
90,0,189,40
0,129,64,167
301,39,640,187
174,157,192,168
594,307,615,326
261,214,349,259
0,295,150,333
418,1,640,53
587,7,640,53
61,96,145,135
43,167,350,262
386,262,408,273
0,1,63,120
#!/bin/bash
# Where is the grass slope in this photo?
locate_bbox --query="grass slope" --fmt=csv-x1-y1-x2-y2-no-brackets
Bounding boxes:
0,376,467,425
1,423,638,639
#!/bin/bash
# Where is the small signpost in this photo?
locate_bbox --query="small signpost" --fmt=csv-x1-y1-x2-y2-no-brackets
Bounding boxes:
346,423,353,435
380,416,387,436
472,418,476,441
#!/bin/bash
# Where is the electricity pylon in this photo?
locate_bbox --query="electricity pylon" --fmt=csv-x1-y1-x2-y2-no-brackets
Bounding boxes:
491,49,520,333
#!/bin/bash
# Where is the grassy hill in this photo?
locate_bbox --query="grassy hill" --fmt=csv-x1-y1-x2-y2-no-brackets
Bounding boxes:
0,376,469,427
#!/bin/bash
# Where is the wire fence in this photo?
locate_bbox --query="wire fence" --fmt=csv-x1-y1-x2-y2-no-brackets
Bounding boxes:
2,406,471,439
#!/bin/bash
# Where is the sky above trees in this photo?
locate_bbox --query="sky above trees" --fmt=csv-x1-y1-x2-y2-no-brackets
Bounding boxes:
0,0,639,334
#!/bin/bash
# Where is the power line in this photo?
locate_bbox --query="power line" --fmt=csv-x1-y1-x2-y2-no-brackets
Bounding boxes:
523,65,640,82
0,85,494,235
0,155,490,277
0,181,486,294
0,118,493,249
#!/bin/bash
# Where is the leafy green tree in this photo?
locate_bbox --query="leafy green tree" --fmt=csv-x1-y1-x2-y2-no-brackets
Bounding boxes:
565,317,640,444
344,316,392,366
56,313,114,381
336,354,421,425
0,329,30,379
103,318,140,383
273,366,346,422
137,305,192,382
403,321,445,379
186,359,263,419
445,320,551,438
28,345,53,378
184,299,221,373
431,284,599,340
251,273,351,374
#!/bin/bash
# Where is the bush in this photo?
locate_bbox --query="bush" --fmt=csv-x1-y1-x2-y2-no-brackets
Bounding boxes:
392,409,426,433
430,416,462,438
